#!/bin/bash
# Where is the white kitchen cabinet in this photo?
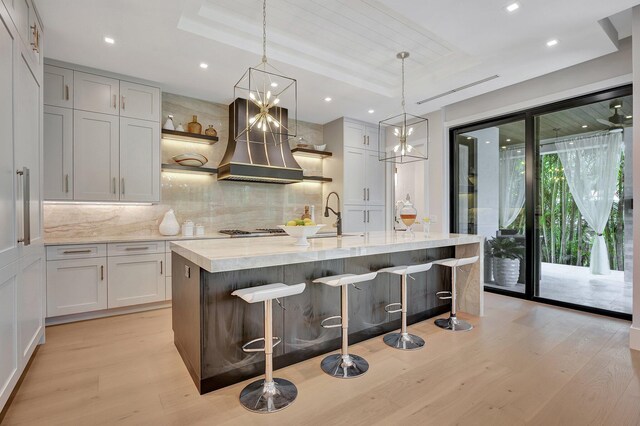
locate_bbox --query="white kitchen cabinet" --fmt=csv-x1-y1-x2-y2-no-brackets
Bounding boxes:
343,147,366,205
43,65,73,108
43,106,73,200
74,71,120,115
17,252,43,366
366,150,385,205
14,52,42,246
0,13,17,270
0,261,19,411
107,253,165,308
119,81,160,122
47,257,107,317
343,204,366,233
366,205,386,232
344,120,366,149
119,118,160,202
73,110,119,201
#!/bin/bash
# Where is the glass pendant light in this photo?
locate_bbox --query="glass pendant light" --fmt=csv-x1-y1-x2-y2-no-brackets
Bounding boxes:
234,0,297,145
378,52,428,163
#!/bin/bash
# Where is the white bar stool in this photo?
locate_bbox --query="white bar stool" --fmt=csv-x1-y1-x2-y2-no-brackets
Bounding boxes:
377,262,433,350
232,282,306,413
313,272,377,378
433,256,479,332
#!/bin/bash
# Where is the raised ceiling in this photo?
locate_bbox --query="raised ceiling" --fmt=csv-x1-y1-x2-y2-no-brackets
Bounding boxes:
34,0,639,124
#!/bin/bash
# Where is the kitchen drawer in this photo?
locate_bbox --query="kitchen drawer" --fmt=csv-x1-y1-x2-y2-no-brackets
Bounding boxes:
108,241,166,256
46,244,107,261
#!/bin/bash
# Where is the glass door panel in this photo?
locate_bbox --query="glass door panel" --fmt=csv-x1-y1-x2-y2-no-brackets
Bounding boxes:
453,119,526,294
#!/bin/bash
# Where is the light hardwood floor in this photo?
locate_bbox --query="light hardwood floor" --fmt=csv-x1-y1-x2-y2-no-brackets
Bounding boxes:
2,293,639,426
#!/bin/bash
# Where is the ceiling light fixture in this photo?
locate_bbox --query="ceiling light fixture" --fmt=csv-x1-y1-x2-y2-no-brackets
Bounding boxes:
234,0,296,143
368,109,375,114
485,141,491,144
626,115,633,119
546,39,558,47
506,138,511,142
324,97,332,102
104,36,115,44
581,124,588,128
378,52,428,164
200,63,208,69
467,136,473,140
506,2,519,12
502,146,507,149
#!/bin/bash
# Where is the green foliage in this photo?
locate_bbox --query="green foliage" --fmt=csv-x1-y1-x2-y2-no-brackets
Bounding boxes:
487,237,524,260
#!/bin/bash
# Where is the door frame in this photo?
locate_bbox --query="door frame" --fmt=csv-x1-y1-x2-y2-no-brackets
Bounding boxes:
449,84,633,321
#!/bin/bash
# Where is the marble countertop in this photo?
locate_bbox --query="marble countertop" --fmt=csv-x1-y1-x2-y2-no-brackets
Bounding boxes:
171,231,484,273
44,234,230,246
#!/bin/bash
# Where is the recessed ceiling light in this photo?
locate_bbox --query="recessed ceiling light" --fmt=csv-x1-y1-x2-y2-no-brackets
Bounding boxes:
613,104,622,109
485,141,491,144
626,115,633,119
516,150,522,153
270,82,278,88
104,36,115,44
466,137,473,140
569,142,574,145
581,125,588,128
324,97,332,102
502,146,507,149
368,109,375,114
199,63,208,69
506,138,511,142
506,2,519,12
546,39,558,47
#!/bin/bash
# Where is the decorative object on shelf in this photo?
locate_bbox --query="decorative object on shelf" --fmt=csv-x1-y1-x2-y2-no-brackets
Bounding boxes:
292,136,310,148
187,115,202,134
176,123,185,132
204,125,218,137
314,144,326,151
301,205,311,220
379,51,428,164
234,0,297,145
172,153,208,167
422,217,431,235
159,209,180,236
397,194,417,234
163,115,175,131
278,224,324,246
182,220,194,237
487,237,523,287
195,224,205,236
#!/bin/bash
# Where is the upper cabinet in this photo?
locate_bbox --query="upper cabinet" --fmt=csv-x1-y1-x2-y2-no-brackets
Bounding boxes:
343,120,379,152
43,63,161,203
44,65,73,108
119,81,160,122
74,71,120,115
2,0,42,72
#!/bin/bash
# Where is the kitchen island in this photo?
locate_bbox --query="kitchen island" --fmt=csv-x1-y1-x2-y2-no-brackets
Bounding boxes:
170,231,484,394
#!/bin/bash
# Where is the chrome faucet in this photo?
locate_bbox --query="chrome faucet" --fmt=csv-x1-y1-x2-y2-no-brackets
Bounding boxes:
324,191,342,236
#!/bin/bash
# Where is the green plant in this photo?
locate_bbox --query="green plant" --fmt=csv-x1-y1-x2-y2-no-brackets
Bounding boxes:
487,237,524,260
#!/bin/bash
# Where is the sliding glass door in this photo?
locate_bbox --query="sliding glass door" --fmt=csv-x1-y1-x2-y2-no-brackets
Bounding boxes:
451,85,633,318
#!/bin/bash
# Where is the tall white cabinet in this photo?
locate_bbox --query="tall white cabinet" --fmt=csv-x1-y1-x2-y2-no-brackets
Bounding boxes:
323,118,387,233
43,63,161,202
0,0,45,412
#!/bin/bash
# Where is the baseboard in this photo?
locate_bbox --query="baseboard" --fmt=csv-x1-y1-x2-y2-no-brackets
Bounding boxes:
0,345,40,423
630,325,640,351
45,301,172,326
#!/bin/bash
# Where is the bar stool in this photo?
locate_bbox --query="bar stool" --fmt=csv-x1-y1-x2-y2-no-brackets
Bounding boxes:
232,282,306,413
433,256,479,331
377,262,433,350
313,272,377,378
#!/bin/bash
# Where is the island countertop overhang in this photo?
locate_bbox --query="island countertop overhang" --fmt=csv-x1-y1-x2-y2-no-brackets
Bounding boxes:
170,231,484,273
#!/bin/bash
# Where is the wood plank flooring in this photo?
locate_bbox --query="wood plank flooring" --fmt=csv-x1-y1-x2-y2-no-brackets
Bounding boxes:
2,293,639,425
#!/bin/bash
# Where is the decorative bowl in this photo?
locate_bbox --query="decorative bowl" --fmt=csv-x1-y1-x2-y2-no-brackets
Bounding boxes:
314,144,327,151
172,153,208,167
278,224,325,246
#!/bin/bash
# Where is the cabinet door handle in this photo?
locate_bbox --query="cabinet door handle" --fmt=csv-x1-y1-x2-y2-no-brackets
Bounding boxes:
366,188,370,201
65,85,70,101
30,24,39,53
63,249,91,254
367,210,370,223
121,95,125,110
101,265,104,281
366,135,369,145
113,94,117,109
16,167,30,245
112,177,116,194
363,210,366,223
121,178,125,195
363,135,366,145
125,246,149,251
64,174,69,193
363,188,366,201
160,260,163,275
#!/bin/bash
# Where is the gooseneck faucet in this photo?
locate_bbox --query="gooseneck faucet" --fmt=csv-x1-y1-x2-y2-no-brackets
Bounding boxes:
324,191,342,236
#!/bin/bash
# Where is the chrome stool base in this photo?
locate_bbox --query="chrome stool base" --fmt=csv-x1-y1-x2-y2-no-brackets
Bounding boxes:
383,332,425,350
239,378,298,413
321,353,369,378
435,316,473,332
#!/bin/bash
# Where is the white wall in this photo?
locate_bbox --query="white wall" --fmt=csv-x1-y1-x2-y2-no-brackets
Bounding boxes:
631,6,640,351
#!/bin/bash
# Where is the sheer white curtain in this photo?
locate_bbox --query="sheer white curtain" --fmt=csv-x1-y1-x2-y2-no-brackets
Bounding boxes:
499,147,525,228
555,132,623,275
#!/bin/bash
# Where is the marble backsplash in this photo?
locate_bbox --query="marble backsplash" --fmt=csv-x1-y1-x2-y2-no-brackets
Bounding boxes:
44,93,326,239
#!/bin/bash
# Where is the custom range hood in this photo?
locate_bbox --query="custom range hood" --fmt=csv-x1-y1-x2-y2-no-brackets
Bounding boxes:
217,98,303,184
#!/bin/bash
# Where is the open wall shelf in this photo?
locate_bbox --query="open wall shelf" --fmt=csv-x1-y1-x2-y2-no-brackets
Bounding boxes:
291,147,332,158
162,129,219,144
161,163,217,175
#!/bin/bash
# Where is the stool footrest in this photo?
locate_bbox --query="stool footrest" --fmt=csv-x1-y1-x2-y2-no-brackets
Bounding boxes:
436,290,452,300
384,303,403,314
320,315,342,329
241,336,281,353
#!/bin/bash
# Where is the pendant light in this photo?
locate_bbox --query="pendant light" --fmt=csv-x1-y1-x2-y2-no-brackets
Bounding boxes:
234,0,297,145
378,52,428,163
